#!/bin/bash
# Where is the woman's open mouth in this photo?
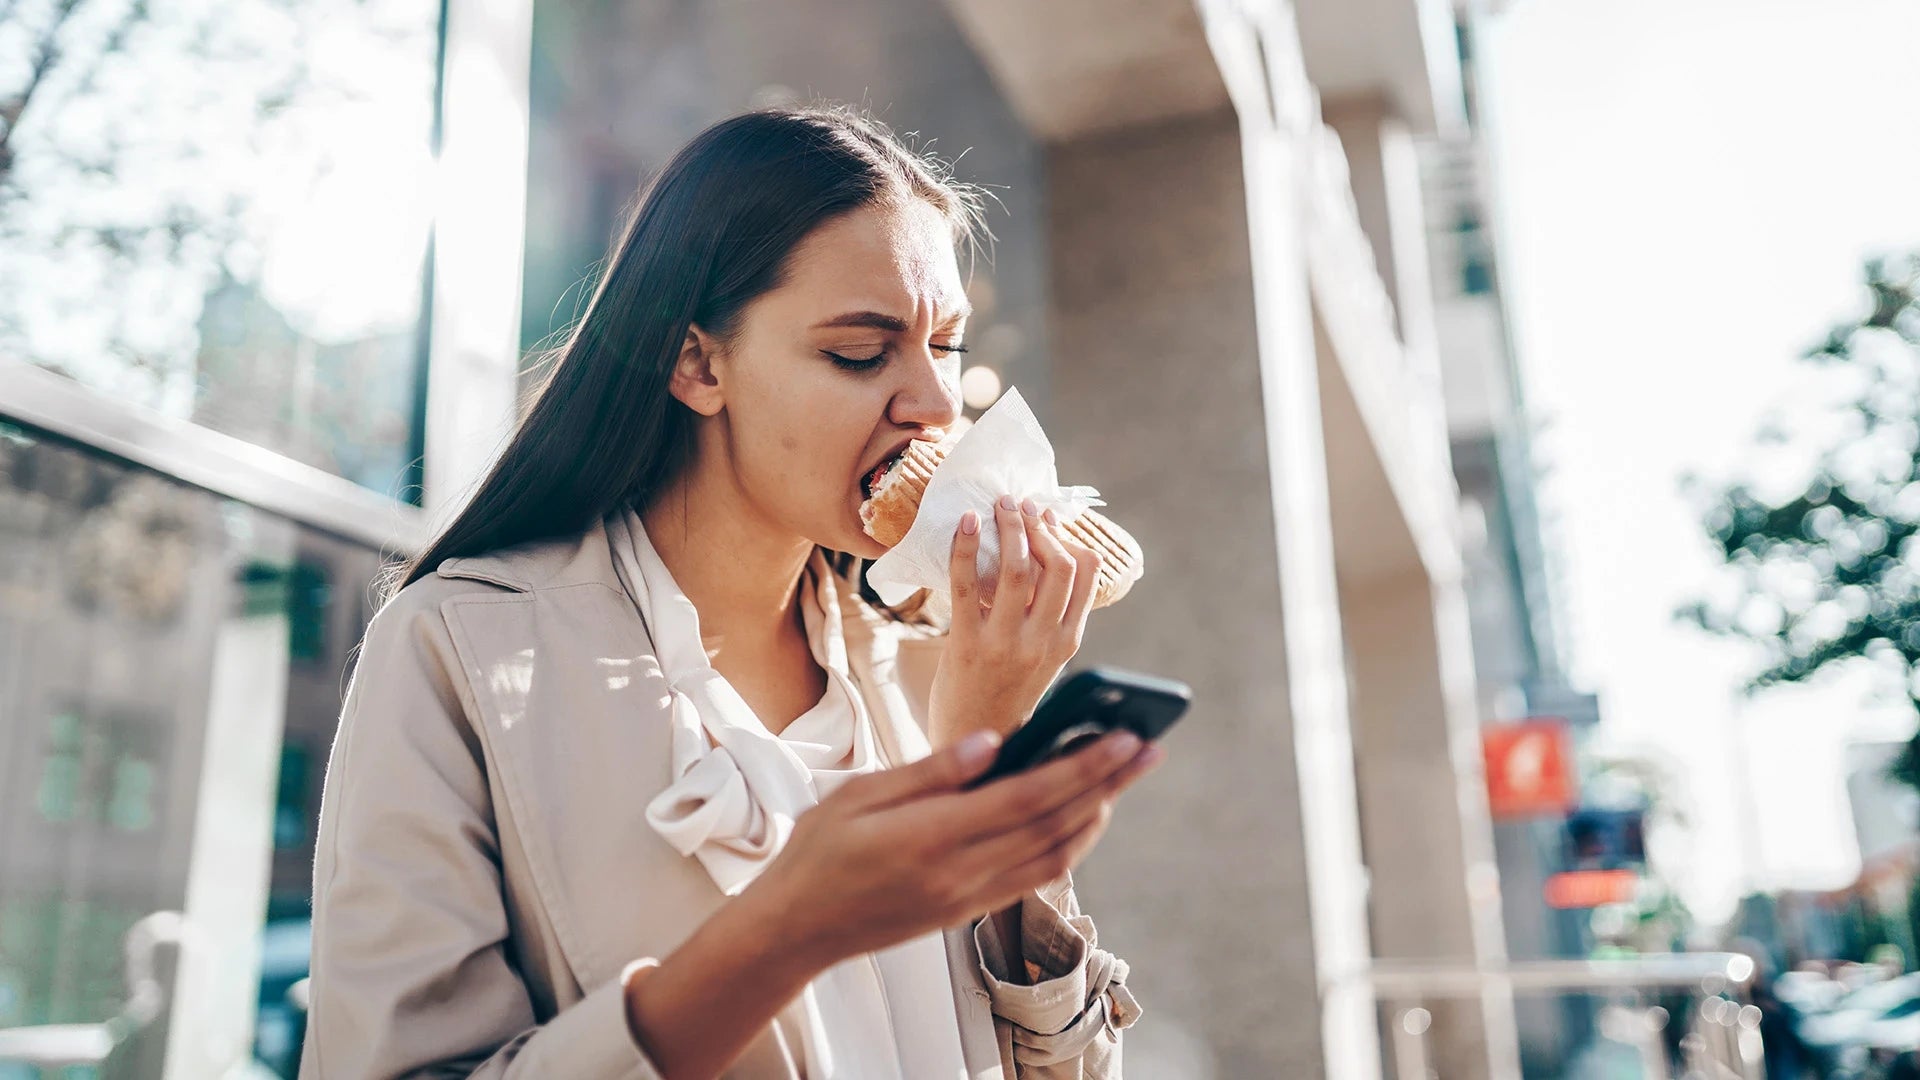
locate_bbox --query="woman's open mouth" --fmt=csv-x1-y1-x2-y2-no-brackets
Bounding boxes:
861,455,899,500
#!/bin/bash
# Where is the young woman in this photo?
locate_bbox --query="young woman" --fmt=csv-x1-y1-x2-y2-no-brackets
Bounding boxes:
299,104,1163,1080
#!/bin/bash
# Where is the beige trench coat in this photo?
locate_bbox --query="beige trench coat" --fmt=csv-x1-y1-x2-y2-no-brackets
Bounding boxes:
299,519,1139,1079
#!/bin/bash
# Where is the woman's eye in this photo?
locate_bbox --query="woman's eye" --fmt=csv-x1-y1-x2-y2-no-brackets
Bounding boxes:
824,342,967,371
824,349,887,370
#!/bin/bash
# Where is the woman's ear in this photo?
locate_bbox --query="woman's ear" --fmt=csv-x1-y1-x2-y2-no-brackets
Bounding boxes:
668,325,725,417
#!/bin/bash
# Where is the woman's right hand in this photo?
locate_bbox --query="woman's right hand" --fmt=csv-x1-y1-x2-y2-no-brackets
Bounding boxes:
926,498,1100,750
752,725,1163,971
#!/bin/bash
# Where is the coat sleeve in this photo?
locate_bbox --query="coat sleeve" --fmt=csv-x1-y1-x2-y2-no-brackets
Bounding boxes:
971,873,1142,1078
300,593,666,1080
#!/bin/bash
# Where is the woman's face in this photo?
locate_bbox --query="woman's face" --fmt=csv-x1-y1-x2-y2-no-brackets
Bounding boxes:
694,199,969,559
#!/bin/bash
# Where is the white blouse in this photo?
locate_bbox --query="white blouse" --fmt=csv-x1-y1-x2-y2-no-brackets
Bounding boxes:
607,509,971,1079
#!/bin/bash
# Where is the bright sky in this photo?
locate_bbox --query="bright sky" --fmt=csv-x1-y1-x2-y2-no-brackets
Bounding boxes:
1478,0,1920,923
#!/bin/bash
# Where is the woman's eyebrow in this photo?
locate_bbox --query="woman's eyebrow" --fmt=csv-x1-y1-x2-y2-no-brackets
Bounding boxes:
813,304,973,332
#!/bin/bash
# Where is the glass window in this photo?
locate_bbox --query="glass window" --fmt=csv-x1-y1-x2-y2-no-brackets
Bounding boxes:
0,0,443,503
1455,209,1495,296
0,421,387,1075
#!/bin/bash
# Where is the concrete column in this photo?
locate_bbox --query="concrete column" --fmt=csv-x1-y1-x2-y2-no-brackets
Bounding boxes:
1340,562,1516,1079
1045,104,1375,1079
163,606,292,1080
1322,96,1432,350
1322,92,1520,1080
1322,92,1452,516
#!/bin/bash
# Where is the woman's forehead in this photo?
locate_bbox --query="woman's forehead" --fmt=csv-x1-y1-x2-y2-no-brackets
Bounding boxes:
782,202,967,320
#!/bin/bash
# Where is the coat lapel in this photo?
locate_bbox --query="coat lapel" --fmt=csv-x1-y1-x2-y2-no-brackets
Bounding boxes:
437,577,727,992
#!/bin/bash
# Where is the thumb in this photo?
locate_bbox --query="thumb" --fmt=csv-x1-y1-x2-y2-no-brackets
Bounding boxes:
857,730,1002,808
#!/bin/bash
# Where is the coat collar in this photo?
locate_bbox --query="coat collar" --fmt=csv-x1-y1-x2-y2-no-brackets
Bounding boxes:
435,515,944,630
435,518,946,646
434,521,624,594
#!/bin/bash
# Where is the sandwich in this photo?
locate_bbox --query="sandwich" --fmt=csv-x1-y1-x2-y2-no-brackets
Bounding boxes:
860,439,1144,609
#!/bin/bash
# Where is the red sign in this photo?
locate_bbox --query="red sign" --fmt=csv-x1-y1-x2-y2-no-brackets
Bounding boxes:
1543,869,1639,909
1483,720,1577,819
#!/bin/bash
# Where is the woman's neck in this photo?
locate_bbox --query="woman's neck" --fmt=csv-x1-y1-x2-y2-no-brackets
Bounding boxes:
640,477,816,661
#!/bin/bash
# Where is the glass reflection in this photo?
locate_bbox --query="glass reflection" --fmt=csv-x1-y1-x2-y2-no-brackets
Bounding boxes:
0,423,386,1076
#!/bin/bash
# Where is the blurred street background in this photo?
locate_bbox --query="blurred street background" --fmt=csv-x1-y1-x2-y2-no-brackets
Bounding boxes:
2,0,1918,1076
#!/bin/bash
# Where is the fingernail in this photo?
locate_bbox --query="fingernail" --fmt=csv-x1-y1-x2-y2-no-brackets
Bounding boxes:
960,510,979,535
1108,732,1142,758
1021,498,1039,516
1043,508,1059,526
958,730,1000,768
999,494,1017,511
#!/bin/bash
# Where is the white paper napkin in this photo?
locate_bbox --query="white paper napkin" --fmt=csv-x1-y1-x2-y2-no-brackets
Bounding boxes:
867,387,1104,606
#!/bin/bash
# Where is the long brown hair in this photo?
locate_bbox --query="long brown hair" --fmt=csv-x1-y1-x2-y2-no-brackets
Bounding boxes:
384,104,987,626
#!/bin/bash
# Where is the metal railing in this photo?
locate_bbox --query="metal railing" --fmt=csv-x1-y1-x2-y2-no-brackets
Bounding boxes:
0,357,430,552
1351,953,1763,1080
0,911,187,1075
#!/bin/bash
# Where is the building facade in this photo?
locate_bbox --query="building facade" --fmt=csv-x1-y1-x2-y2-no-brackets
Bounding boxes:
1418,2,1617,1072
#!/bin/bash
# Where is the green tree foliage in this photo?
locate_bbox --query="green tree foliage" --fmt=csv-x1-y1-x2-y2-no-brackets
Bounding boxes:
1680,255,1920,781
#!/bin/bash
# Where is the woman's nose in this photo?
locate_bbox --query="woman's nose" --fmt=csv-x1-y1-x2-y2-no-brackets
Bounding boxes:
890,354,962,430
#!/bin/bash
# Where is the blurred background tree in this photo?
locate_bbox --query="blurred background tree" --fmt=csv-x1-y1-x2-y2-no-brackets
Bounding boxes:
1679,253,1920,791
0,0,308,389
0,0,438,494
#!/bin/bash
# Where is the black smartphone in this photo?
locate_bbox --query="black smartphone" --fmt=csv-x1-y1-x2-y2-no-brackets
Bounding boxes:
966,666,1191,788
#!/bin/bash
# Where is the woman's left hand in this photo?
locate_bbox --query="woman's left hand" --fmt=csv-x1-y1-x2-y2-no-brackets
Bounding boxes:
925,494,1101,749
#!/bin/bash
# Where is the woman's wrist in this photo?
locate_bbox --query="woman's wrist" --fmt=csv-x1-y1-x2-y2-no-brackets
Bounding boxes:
753,872,849,979
736,863,848,977
621,877,828,1076
927,699,1023,752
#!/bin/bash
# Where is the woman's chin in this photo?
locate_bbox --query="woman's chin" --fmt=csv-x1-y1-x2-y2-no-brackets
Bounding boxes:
846,529,890,560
